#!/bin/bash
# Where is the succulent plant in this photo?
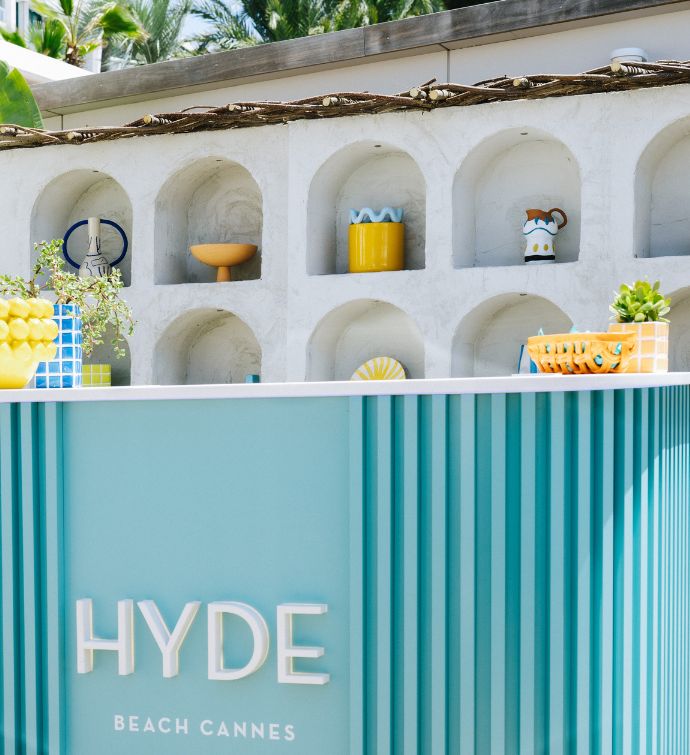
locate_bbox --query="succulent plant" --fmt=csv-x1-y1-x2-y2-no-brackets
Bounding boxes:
610,280,671,324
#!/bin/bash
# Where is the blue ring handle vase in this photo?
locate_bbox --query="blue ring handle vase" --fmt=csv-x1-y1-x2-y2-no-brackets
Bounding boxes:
63,219,128,270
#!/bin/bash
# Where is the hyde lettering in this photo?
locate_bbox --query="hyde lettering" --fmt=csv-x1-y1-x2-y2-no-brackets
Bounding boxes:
76,600,330,685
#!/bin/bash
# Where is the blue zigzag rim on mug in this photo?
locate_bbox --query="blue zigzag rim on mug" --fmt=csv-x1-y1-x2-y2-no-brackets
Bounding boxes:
62,219,129,269
349,207,404,224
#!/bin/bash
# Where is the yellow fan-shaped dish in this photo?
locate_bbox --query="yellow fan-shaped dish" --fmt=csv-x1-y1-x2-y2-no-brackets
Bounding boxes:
351,356,407,381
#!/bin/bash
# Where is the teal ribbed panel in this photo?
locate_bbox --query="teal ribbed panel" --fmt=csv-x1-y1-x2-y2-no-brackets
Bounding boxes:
0,387,688,753
353,387,690,755
0,403,63,755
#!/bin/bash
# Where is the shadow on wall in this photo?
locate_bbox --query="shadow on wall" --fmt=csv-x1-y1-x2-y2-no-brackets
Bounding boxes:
87,325,131,386
154,157,263,285
635,115,690,259
453,127,581,268
307,141,426,275
669,287,690,372
31,169,133,287
154,308,261,385
452,293,573,377
307,299,425,380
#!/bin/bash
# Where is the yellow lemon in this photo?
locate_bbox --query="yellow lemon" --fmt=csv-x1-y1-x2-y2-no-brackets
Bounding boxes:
0,299,9,320
27,318,44,341
9,318,29,341
8,298,30,319
27,298,45,318
42,319,59,342
0,320,9,342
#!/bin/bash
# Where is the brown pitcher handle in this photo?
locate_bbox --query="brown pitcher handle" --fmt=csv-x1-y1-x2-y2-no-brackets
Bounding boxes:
549,208,568,229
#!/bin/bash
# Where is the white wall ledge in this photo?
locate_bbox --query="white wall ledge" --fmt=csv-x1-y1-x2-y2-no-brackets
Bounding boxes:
1,372,689,404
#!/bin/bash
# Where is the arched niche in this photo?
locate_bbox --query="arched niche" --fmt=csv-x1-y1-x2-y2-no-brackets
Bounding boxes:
85,326,131,386
307,299,424,381
154,309,261,385
635,117,690,258
31,170,133,286
452,293,573,377
154,158,263,285
307,141,426,275
453,128,581,268
669,287,690,372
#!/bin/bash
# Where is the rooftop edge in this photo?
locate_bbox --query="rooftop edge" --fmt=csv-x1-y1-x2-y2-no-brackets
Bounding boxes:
30,0,689,115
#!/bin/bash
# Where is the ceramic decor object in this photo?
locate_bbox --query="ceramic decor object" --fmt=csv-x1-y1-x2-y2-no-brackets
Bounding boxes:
35,303,83,388
523,208,567,264
608,321,669,373
190,243,258,282
349,207,404,224
82,363,112,387
351,356,406,380
0,297,58,388
63,217,128,277
527,332,636,374
348,207,405,273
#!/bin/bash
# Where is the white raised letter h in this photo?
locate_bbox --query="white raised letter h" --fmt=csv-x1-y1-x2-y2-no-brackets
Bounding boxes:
76,598,134,675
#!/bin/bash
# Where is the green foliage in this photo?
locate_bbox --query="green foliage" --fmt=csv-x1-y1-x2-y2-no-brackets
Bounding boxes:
0,28,28,47
0,240,135,358
29,18,69,58
191,0,444,50
610,280,671,324
34,0,146,67
0,61,44,128
111,0,191,65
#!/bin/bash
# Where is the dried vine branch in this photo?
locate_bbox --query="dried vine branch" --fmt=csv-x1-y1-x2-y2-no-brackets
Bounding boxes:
2,59,690,151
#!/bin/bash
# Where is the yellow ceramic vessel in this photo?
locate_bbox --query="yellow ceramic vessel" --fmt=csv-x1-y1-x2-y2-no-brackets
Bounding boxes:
0,297,58,389
348,223,404,273
190,243,258,282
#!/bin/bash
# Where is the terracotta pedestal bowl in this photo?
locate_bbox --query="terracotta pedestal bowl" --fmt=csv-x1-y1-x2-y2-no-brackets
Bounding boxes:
190,243,258,282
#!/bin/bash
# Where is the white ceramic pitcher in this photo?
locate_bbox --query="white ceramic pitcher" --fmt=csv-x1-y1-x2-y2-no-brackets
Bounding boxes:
523,208,567,264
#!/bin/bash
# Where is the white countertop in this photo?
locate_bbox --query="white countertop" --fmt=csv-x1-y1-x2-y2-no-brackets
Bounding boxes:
1,372,689,403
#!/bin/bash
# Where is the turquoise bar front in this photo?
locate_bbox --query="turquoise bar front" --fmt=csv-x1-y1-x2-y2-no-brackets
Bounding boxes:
0,383,688,754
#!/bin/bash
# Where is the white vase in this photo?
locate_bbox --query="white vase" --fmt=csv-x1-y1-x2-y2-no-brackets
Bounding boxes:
79,217,112,278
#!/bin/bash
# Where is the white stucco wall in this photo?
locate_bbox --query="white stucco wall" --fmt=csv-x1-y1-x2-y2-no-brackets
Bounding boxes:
2,80,690,385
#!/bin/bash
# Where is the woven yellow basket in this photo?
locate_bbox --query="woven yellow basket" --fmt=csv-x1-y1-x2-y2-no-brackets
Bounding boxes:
527,332,637,375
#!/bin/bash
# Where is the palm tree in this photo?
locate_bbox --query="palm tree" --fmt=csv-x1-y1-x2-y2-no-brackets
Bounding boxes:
191,0,444,52
33,0,145,67
1,18,66,59
338,0,443,27
30,18,69,58
115,0,192,65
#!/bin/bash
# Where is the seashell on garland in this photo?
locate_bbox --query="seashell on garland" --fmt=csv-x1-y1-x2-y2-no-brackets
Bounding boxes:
349,207,404,224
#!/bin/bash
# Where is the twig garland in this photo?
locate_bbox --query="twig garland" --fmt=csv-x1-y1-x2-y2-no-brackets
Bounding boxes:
2,59,690,151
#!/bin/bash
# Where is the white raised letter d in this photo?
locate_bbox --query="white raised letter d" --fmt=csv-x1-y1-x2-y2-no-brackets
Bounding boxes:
76,598,134,675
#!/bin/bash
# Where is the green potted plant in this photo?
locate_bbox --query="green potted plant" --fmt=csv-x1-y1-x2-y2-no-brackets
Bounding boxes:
609,279,671,373
0,239,134,387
